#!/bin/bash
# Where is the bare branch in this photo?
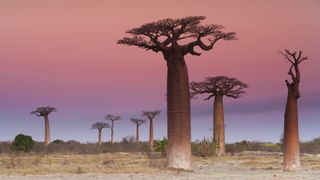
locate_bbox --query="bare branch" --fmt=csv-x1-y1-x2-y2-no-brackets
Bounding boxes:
280,49,308,85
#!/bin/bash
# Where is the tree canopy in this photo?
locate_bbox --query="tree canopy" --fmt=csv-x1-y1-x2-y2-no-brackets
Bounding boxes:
105,114,121,122
30,106,56,117
142,110,161,120
190,76,248,100
118,16,236,57
130,118,146,126
91,122,110,130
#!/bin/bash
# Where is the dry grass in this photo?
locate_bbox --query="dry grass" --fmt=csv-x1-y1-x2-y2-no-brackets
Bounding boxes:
0,152,168,175
0,151,319,179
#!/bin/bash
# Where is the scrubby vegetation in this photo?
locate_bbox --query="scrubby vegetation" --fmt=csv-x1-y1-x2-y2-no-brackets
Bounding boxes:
300,138,320,154
1,136,320,155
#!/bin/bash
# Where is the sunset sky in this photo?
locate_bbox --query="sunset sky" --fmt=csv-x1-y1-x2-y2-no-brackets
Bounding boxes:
0,0,319,143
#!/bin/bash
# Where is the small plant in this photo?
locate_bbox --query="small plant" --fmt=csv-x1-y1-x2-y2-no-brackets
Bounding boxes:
192,137,215,157
11,134,35,152
154,137,167,157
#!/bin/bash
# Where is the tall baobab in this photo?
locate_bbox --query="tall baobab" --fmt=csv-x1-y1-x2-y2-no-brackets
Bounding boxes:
30,106,56,146
105,114,121,144
91,122,110,146
118,16,236,169
130,118,146,144
142,110,161,150
280,49,307,171
190,76,247,156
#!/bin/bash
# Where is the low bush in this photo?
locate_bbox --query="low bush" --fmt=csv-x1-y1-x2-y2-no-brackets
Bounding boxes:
11,134,35,152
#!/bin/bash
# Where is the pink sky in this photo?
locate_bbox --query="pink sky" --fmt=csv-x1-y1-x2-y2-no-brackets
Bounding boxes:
0,0,319,142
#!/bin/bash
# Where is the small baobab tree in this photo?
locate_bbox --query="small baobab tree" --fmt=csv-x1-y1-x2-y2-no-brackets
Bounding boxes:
130,118,146,144
118,16,236,169
91,122,110,146
280,49,307,171
30,106,56,146
142,110,161,150
105,114,121,144
190,76,248,156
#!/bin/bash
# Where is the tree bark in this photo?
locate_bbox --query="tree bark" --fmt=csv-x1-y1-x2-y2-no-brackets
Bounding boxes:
98,129,102,146
149,119,154,150
213,94,225,156
136,125,140,144
283,85,300,171
111,121,114,144
166,58,192,170
44,115,50,146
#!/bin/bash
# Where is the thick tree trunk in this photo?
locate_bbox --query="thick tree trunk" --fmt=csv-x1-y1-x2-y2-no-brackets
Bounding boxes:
149,119,154,151
283,87,300,171
44,115,50,146
166,58,192,170
98,129,102,146
136,125,140,144
111,121,114,144
213,94,225,156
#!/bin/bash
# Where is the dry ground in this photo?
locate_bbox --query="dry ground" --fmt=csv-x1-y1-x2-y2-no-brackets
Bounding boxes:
0,152,320,179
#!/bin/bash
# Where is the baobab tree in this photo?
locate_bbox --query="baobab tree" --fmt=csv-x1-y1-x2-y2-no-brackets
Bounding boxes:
280,49,307,171
118,16,236,169
130,118,146,144
190,76,248,156
30,106,56,146
142,110,161,150
91,122,110,146
105,114,121,144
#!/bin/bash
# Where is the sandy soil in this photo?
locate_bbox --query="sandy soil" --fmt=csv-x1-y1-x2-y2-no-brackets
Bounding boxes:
0,152,319,180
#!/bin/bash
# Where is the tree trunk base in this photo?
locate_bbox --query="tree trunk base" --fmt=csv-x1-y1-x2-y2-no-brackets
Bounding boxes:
283,155,301,171
215,150,225,157
168,152,192,170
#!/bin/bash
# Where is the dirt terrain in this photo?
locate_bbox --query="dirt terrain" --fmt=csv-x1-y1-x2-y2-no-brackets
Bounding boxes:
0,152,319,179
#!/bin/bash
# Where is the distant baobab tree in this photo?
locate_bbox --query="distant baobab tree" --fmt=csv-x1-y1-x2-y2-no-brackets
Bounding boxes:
91,122,110,146
280,49,307,171
142,110,161,150
105,114,121,144
190,76,247,156
130,118,146,144
30,106,56,146
118,16,236,169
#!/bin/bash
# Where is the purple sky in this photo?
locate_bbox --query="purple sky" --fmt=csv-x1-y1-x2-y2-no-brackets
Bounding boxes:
0,0,319,143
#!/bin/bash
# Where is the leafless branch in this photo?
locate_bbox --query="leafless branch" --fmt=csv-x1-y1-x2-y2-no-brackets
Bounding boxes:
279,49,308,85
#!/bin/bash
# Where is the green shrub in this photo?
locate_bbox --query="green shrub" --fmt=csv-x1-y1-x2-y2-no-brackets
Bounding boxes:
52,139,64,144
154,137,167,157
11,134,35,152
